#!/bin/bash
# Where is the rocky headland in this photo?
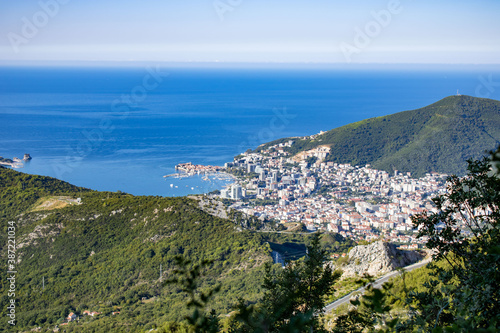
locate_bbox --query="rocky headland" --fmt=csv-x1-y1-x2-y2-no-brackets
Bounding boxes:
340,241,425,277
0,153,31,168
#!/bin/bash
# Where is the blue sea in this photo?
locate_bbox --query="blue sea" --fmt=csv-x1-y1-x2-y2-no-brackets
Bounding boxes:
1,63,499,196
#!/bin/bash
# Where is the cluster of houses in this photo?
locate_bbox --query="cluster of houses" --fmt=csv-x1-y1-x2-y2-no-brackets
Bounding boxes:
221,140,449,245
61,310,120,326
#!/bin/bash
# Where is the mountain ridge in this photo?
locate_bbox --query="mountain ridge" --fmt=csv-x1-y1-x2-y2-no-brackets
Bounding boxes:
0,166,354,331
257,95,500,177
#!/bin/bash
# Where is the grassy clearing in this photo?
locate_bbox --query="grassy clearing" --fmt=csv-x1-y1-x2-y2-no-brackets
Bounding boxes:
30,196,81,212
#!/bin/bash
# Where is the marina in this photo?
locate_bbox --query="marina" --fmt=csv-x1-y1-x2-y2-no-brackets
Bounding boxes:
162,163,236,195
174,162,224,174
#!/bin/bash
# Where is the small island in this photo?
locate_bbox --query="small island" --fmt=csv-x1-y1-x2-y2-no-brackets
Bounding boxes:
0,153,32,168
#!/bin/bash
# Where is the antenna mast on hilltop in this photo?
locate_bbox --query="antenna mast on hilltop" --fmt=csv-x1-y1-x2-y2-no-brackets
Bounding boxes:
457,89,461,96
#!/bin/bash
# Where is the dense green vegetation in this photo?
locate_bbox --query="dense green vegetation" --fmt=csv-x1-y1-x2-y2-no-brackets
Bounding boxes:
327,151,500,332
163,234,341,333
409,153,500,329
155,150,500,332
1,121,498,332
257,95,500,177
0,166,87,219
0,167,351,332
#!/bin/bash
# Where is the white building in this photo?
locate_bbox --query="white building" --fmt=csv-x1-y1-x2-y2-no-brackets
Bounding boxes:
231,184,243,200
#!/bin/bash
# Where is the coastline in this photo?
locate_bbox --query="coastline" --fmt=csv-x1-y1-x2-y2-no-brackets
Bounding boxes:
0,162,23,168
162,162,237,194
2,68,499,199
169,162,237,182
0,154,31,169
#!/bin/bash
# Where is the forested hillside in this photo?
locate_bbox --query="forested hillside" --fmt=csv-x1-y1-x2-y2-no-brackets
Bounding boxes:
0,167,352,332
257,95,500,177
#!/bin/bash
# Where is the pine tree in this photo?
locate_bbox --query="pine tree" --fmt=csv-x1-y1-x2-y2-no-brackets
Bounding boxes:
234,234,341,332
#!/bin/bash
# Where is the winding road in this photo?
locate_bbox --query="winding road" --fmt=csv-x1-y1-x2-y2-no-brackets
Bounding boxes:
323,258,432,313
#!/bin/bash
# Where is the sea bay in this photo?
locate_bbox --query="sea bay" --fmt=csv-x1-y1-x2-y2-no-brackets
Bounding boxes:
1,64,499,196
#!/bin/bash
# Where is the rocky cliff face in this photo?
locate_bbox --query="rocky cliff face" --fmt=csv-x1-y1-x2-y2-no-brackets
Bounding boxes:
341,241,424,277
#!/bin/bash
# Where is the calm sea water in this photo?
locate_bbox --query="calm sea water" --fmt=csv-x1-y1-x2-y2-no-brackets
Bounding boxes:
1,64,499,196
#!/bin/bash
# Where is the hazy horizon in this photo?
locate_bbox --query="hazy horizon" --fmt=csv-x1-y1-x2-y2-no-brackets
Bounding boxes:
1,0,499,65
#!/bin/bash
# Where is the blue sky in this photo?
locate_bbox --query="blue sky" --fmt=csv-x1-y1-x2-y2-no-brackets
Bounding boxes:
1,0,499,64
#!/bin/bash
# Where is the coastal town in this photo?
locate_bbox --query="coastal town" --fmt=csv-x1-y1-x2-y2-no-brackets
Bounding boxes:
176,138,449,247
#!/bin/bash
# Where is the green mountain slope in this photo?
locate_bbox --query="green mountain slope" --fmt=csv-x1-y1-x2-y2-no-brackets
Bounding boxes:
258,95,500,177
0,167,352,331
0,167,267,331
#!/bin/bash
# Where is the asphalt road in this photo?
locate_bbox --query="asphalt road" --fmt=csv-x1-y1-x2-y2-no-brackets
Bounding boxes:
323,258,432,313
